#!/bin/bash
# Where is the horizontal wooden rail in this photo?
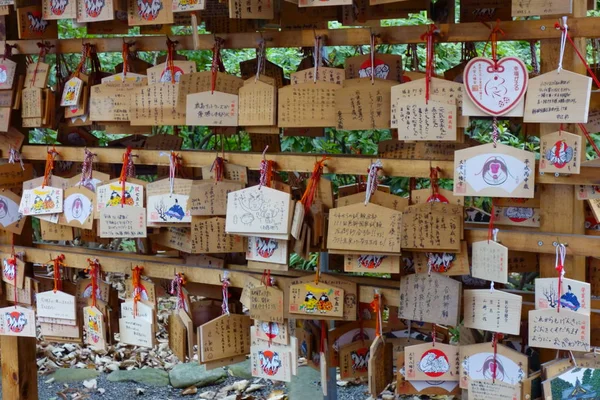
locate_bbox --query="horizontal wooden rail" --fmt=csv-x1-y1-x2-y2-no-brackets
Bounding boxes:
5,17,599,54
20,145,600,185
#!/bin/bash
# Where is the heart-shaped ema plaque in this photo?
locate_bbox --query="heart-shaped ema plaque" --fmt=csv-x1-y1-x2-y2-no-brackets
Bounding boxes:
463,57,528,116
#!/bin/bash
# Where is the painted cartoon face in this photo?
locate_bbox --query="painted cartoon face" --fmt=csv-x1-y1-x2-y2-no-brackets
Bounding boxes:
0,199,8,219
480,355,506,381
303,292,318,313
160,66,184,83
261,321,279,339
258,350,282,376
357,254,385,269
3,258,16,281
44,195,55,210
50,0,68,15
27,12,49,33
84,0,105,17
419,349,450,378
350,348,370,372
72,197,83,219
33,196,44,211
317,293,333,313
358,58,390,79
137,0,162,20
246,192,264,211
5,311,26,333
546,140,573,169
504,207,534,223
481,157,508,186
256,238,278,258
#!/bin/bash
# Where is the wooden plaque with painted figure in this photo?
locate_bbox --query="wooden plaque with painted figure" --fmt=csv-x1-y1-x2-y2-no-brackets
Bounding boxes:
404,342,460,382
0,58,16,90
58,186,94,229
412,241,470,276
344,54,403,82
539,130,582,175
83,305,107,351
459,342,528,389
534,277,590,315
76,0,114,22
0,190,27,235
147,61,195,85
289,281,344,318
339,339,373,380
463,290,523,335
343,254,401,274
127,0,173,25
19,185,63,216
0,305,36,337
524,69,591,123
43,0,77,19
60,77,83,107
454,143,535,198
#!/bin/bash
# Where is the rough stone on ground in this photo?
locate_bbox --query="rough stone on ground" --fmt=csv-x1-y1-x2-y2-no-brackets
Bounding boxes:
107,368,170,387
168,363,227,388
227,359,253,379
50,368,100,383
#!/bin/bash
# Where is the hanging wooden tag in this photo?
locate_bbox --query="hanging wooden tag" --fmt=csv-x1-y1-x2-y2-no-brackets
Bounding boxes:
471,240,508,284
463,289,523,335
250,285,284,323
511,0,572,16
59,186,94,229
246,236,288,265
328,321,376,366
96,179,144,214
22,87,43,118
40,219,73,241
43,0,77,19
399,273,461,326
228,0,274,18
529,308,590,351
147,61,195,85
577,185,600,200
368,336,394,396
396,351,461,396
60,77,84,107
339,339,372,380
37,290,76,320
83,305,107,351
168,312,187,361
0,58,16,90
334,78,394,130
2,256,25,289
524,69,591,123
463,57,528,116
278,82,339,128
493,206,541,227
99,206,146,238
460,342,528,390
189,180,243,216
0,190,26,235
186,91,238,126
404,342,459,382
0,128,25,157
130,83,185,125
0,305,36,337
90,81,145,121
225,185,291,239
412,241,470,276
291,67,345,85
289,281,344,318
238,79,277,126
240,275,262,309
102,73,147,83
336,190,408,211
454,143,535,198
344,254,401,274
539,130,582,175
177,71,243,108
394,98,457,141
345,54,402,82
147,193,191,224
64,87,88,118
250,341,293,382
254,320,289,345
199,314,252,362
76,0,114,22
189,216,244,253
327,202,402,254
119,315,154,347
534,277,590,315
201,162,247,184
121,299,155,321
172,0,203,12
468,379,521,400
17,7,58,39
127,0,173,25
19,185,63,216
401,202,462,252
24,62,50,89
410,188,463,206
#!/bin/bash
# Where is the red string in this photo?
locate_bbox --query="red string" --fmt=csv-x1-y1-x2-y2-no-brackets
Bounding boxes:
429,167,440,196
166,39,178,84
132,266,143,317
119,147,132,207
370,293,382,338
482,20,505,68
300,156,329,214
85,258,100,308
10,234,17,306
556,258,564,314
211,38,224,94
50,254,66,293
487,204,496,243
492,333,503,382
578,123,600,159
261,269,272,287
420,24,437,103
43,147,60,188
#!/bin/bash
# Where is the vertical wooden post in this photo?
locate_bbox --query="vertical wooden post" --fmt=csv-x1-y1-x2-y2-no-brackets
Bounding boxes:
1,336,39,400
538,1,588,362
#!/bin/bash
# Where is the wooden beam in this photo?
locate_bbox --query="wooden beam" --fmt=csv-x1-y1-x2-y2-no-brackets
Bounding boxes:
1,336,38,400
4,17,600,54
20,145,600,185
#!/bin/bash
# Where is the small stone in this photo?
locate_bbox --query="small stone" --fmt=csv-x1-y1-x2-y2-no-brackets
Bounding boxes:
136,388,145,395
245,384,265,393
181,385,197,395
382,394,394,400
168,363,227,388
233,379,249,392
336,380,349,387
227,359,252,379
98,388,106,394
83,379,97,390
199,391,217,399
107,368,170,387
50,368,100,383
45,378,55,384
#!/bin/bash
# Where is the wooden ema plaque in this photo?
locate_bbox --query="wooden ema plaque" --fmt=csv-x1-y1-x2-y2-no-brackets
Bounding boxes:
471,240,508,284
0,190,27,235
289,281,344,318
17,6,58,39
339,340,372,380
278,82,339,128
147,61,195,85
368,336,393,397
394,97,457,141
249,285,284,324
524,69,591,124
291,67,345,86
410,188,463,206
0,306,36,337
201,163,247,184
463,290,523,335
328,320,377,366
528,308,590,352
412,241,470,276
238,79,276,126
58,186,94,229
459,342,528,389
169,312,187,361
327,202,402,254
177,71,243,108
539,131,582,175
345,54,403,82
343,254,401,274
250,333,293,382
186,91,238,126
127,0,173,25
2,257,25,289
130,83,185,125
189,180,243,216
493,206,541,228
399,273,461,326
454,143,535,198
334,78,394,130
254,320,289,345
534,277,590,315
199,314,251,363
335,190,409,211
396,351,461,396
404,342,459,382
468,379,521,400
401,202,462,252
83,305,107,351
